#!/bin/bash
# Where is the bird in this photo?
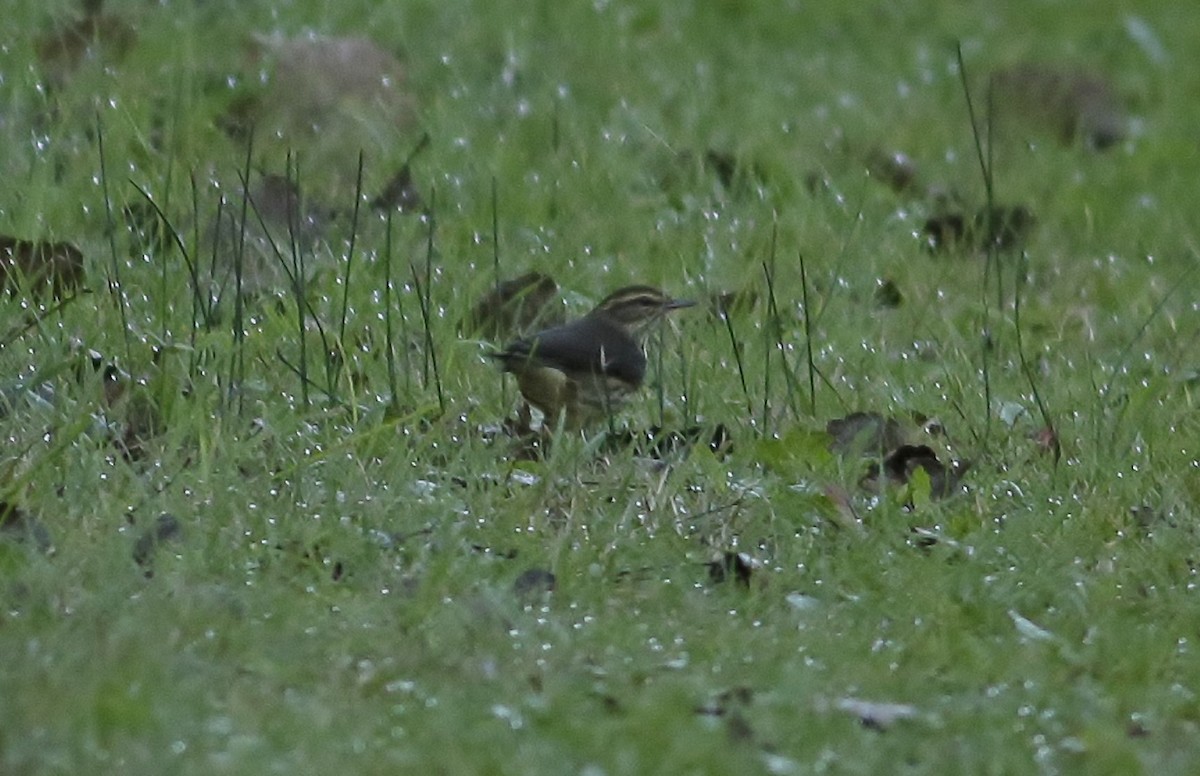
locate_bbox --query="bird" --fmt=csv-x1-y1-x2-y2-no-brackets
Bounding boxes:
490,284,695,429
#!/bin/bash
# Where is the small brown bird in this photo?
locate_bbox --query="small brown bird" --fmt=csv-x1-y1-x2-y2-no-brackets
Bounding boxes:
491,285,695,428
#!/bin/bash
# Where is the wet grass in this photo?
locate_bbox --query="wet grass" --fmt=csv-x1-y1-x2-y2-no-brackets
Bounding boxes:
2,0,1199,773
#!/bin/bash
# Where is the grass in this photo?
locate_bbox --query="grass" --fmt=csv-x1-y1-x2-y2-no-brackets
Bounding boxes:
2,0,1199,773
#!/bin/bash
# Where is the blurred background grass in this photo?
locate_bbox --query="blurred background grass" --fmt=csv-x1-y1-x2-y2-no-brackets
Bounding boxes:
0,1,1197,773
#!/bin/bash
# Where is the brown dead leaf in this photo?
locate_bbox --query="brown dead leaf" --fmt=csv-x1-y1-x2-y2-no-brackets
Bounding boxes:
702,149,738,189
36,2,136,88
371,133,431,213
115,391,163,462
990,64,1126,150
973,204,1036,252
232,33,419,196
921,211,967,253
923,204,1035,255
864,147,919,195
1030,424,1062,463
513,568,556,601
873,278,903,309
827,412,907,456
706,551,756,588
464,272,560,340
0,236,85,298
132,512,184,576
861,444,970,500
826,412,968,501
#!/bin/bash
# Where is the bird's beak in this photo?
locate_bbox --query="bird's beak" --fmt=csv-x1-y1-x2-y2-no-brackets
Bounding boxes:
665,298,697,310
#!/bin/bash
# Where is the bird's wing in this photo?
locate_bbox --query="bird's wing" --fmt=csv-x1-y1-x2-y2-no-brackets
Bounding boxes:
493,323,646,384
